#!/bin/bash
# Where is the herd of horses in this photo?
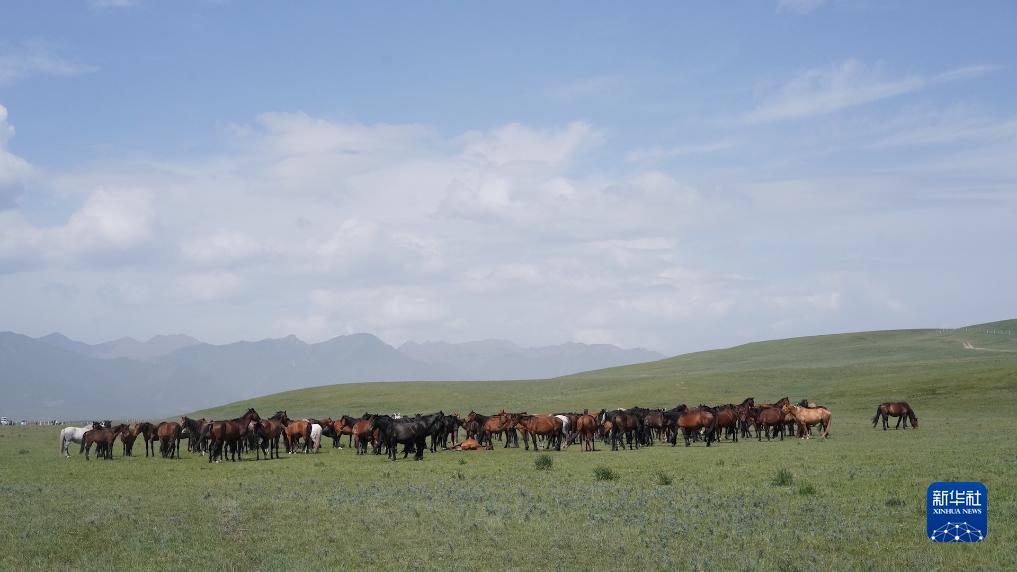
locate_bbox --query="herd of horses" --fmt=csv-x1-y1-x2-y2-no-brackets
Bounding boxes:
58,399,918,461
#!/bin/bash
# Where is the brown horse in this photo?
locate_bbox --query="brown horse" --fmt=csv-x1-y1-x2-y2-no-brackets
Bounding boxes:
872,402,918,430
735,398,755,438
334,416,358,448
156,421,183,458
675,406,717,447
119,424,142,456
481,411,519,450
352,416,375,455
570,413,599,451
754,407,785,441
131,422,159,457
783,402,832,439
447,437,482,451
516,414,562,451
205,408,260,462
602,409,641,451
81,423,125,460
712,405,740,442
254,411,289,459
180,416,210,454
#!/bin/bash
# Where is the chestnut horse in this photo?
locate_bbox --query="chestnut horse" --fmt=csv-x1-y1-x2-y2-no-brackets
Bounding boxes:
481,411,519,450
872,402,918,430
675,406,717,447
753,407,785,441
157,421,183,458
352,415,375,455
782,402,832,439
517,414,562,451
712,405,740,442
569,413,599,451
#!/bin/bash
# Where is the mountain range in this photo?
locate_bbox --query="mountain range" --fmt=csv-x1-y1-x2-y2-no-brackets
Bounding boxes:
0,331,663,419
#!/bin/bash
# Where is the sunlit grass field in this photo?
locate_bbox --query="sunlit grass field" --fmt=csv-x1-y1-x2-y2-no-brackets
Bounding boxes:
2,324,1015,570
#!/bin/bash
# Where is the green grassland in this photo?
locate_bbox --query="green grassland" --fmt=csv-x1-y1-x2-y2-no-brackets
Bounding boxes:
1,323,1015,570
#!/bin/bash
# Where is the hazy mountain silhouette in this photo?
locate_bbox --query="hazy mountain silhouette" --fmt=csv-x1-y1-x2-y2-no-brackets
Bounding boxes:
2,331,663,419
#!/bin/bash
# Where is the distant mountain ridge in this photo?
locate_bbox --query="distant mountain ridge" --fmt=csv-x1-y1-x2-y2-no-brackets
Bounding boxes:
399,339,663,380
3,331,664,419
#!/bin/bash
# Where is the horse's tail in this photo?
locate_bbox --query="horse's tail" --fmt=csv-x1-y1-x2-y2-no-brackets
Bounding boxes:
823,412,832,438
871,405,882,425
79,434,86,454
58,430,65,455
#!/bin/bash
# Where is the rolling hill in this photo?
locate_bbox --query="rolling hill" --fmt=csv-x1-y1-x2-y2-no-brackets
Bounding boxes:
189,323,1017,420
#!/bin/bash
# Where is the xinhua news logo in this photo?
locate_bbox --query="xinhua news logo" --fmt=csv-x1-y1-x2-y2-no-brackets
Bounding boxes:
927,482,987,542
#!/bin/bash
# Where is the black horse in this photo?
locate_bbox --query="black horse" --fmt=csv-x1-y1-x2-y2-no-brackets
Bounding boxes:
372,412,446,461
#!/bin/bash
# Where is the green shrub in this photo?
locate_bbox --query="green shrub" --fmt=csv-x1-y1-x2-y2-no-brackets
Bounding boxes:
772,468,794,487
593,466,618,481
534,454,553,471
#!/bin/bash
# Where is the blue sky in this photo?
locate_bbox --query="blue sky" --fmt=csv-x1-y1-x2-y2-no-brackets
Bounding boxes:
1,1,1015,354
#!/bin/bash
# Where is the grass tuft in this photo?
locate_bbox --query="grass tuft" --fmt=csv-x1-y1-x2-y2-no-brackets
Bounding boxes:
655,471,673,485
797,482,816,496
885,496,905,507
772,468,794,487
593,466,618,481
534,454,553,471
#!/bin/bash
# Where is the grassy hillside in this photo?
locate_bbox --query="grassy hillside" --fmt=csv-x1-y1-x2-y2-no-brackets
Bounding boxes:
3,324,1015,570
190,326,1017,420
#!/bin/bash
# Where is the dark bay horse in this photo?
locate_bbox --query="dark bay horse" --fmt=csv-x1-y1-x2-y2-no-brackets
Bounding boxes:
81,423,125,460
119,424,142,457
157,421,183,458
180,416,210,454
601,409,641,451
872,402,918,430
204,408,260,462
754,407,785,441
253,411,288,459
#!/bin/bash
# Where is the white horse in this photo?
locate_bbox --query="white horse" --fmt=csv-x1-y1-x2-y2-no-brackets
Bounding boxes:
59,423,95,457
555,415,571,447
309,423,322,453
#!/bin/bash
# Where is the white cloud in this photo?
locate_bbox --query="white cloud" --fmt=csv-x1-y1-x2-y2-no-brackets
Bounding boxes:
181,229,262,266
4,108,1013,353
54,189,155,254
0,105,33,208
625,142,734,164
460,121,601,166
177,271,244,302
744,60,997,124
0,42,96,85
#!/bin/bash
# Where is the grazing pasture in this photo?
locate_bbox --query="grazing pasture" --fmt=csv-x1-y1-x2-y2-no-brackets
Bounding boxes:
1,325,1015,570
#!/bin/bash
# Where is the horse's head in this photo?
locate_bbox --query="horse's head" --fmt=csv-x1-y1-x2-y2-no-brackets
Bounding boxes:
244,408,261,422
